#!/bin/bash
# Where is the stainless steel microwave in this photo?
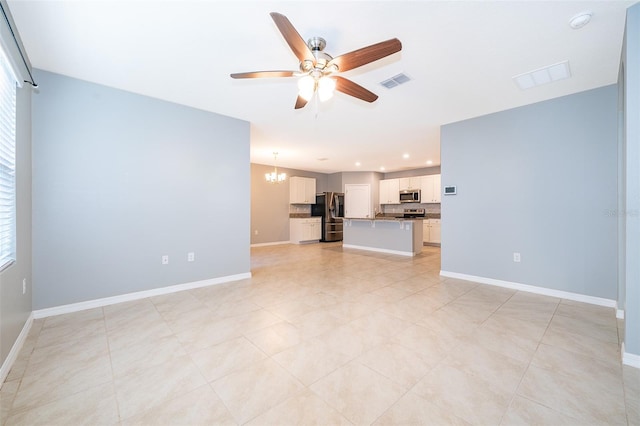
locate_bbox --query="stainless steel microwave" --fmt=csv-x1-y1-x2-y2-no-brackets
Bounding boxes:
399,189,421,203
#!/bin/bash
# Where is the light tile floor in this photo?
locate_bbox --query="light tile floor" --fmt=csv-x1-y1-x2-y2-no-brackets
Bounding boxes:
1,243,638,425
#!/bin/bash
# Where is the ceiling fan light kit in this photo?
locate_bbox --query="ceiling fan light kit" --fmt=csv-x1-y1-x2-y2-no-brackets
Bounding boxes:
230,12,402,109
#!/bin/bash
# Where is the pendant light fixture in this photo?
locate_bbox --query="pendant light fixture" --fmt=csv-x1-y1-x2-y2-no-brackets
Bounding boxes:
265,152,286,183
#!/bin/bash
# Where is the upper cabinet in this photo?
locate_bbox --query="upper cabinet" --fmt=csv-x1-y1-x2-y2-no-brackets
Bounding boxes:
398,177,422,190
289,176,316,204
379,179,400,204
421,174,441,203
378,174,441,204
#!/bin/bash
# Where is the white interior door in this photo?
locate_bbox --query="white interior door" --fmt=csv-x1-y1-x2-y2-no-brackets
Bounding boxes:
344,184,372,218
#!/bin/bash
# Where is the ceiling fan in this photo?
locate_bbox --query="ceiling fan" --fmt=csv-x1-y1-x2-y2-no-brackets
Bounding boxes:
230,12,402,109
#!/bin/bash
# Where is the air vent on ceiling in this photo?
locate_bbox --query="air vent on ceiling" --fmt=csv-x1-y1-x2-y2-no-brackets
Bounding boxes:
513,61,571,90
380,73,411,89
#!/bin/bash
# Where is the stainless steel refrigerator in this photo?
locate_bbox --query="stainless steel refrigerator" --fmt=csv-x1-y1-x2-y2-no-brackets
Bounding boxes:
312,192,345,242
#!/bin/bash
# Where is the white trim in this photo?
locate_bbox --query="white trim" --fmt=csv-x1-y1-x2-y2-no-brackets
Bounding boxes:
342,244,415,257
289,240,321,245
622,343,640,369
439,270,617,308
617,309,625,319
33,272,252,319
250,241,290,248
0,312,33,385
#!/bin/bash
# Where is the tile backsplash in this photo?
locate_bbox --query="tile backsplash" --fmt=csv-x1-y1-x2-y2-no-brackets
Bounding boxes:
289,205,312,214
381,202,441,215
288,202,439,216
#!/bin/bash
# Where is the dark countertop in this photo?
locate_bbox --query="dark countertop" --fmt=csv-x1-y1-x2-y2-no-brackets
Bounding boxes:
350,217,424,221
289,213,441,219
374,213,441,220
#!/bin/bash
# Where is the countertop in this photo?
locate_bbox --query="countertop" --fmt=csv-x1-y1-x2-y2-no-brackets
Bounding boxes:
372,214,441,220
347,217,424,221
289,213,441,219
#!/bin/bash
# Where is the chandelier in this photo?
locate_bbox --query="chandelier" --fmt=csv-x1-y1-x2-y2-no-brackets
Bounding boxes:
265,152,286,183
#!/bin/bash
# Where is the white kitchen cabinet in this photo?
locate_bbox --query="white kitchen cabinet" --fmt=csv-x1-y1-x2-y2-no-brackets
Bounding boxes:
379,179,400,204
290,217,321,243
423,218,441,244
429,219,441,243
421,174,442,203
289,176,316,204
399,176,423,190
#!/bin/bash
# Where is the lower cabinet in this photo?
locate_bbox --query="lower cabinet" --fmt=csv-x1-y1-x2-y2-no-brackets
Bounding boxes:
430,219,441,244
290,218,322,244
422,219,441,244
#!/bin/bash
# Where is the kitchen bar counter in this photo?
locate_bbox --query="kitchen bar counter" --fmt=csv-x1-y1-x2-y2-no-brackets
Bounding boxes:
374,214,441,220
343,218,423,256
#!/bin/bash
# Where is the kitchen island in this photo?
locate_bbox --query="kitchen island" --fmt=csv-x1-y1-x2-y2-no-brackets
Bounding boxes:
343,218,423,256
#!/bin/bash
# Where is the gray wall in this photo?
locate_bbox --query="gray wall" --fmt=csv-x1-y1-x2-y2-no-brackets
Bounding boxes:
250,163,327,245
327,172,342,193
384,166,441,179
621,3,640,357
441,85,618,300
32,70,250,309
0,83,32,367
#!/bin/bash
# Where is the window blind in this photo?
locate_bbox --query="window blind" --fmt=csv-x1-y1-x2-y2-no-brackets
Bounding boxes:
0,45,16,272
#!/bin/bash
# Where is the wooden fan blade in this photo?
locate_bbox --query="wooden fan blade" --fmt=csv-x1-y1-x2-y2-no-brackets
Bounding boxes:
294,95,308,109
328,38,402,72
334,76,378,103
270,12,314,62
230,71,296,79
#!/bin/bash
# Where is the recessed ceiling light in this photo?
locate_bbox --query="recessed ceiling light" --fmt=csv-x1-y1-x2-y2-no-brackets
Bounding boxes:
317,157,329,161
380,166,385,171
355,161,361,166
426,160,433,165
403,153,410,159
569,11,592,29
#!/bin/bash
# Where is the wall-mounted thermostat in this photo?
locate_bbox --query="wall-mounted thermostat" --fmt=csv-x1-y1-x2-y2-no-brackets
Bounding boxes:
444,186,457,195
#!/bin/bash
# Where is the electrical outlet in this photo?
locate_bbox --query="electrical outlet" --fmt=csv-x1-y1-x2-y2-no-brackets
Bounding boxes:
513,252,521,263
22,278,26,295
162,255,169,265
187,252,195,262
254,230,259,235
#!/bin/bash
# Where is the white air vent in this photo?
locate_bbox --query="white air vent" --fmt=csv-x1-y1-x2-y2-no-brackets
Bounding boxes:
381,73,411,89
513,61,571,90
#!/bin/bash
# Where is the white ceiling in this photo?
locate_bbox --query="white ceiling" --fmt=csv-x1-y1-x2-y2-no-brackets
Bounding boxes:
7,0,634,173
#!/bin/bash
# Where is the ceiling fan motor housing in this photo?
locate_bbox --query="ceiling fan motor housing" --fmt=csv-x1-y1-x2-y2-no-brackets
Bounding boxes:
301,37,335,73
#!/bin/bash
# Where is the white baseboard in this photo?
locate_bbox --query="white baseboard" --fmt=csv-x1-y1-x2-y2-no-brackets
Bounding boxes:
439,270,617,308
0,312,34,386
33,272,252,319
343,244,415,257
290,240,321,245
622,343,640,369
250,241,290,247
